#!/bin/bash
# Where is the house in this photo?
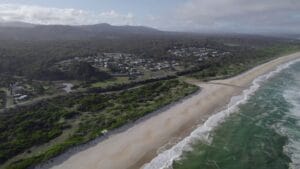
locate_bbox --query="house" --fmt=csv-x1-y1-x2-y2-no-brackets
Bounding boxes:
16,95,28,101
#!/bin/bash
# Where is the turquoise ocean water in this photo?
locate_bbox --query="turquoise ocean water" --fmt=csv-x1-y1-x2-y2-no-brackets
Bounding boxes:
144,60,300,169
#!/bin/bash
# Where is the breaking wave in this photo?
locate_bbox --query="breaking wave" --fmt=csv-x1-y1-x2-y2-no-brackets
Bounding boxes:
143,58,300,169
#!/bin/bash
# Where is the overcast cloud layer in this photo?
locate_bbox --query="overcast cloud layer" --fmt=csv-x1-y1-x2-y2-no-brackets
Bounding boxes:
0,4,134,25
0,0,300,33
177,0,300,33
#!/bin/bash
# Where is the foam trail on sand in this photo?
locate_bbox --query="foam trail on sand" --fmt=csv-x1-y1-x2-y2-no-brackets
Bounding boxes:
143,58,300,169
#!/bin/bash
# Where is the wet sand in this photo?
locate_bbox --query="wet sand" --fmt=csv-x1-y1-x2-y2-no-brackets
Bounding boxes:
45,52,300,169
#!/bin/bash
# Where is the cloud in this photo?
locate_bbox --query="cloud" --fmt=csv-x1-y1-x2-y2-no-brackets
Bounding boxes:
0,4,135,25
175,0,300,33
0,1,299,34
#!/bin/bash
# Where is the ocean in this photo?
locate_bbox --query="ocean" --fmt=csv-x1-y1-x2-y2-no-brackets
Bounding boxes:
144,60,300,169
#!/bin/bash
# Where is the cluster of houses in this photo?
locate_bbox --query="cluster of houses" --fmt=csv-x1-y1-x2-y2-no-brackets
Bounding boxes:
168,47,231,62
54,47,231,80
55,53,181,78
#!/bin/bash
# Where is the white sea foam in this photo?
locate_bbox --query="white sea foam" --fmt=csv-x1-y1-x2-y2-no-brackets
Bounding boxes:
282,82,300,169
143,58,300,169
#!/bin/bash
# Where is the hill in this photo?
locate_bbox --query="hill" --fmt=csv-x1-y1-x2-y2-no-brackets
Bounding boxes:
0,22,162,41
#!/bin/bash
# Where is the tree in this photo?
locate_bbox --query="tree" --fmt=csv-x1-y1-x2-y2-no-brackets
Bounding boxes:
68,61,111,81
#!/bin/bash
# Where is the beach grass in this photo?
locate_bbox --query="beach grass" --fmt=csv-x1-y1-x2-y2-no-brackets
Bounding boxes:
2,79,198,169
90,77,130,88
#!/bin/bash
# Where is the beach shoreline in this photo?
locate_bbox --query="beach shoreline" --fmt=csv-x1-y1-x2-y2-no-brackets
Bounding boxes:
42,52,300,169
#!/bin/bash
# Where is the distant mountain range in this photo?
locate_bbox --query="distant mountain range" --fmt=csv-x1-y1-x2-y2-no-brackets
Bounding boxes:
0,21,163,41
0,21,299,41
0,21,36,28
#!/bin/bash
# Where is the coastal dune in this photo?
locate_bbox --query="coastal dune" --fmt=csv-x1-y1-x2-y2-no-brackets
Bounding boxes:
46,52,300,169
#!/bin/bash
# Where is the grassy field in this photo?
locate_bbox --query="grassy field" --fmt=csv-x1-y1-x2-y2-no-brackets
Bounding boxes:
90,77,130,88
0,79,198,169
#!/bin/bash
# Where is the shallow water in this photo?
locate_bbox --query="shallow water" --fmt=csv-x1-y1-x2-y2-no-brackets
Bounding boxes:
172,62,300,169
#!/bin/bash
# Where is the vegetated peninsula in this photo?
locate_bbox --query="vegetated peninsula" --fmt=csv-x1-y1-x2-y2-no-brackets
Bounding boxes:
0,22,300,169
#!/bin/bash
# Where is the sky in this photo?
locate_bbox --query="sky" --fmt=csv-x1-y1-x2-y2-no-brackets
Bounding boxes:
0,0,299,34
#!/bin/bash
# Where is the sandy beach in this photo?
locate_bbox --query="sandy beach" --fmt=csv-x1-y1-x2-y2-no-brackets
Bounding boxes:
45,52,300,169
